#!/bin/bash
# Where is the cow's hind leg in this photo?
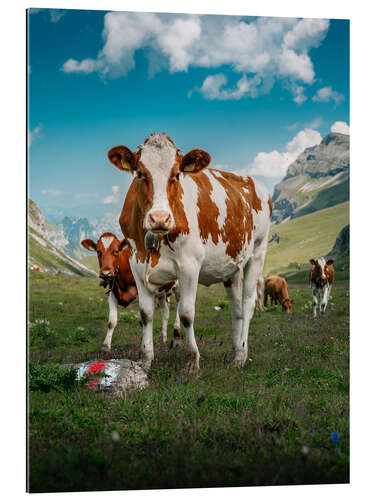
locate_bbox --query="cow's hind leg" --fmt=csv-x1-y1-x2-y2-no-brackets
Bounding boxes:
101,292,118,352
236,237,268,366
224,271,243,359
137,283,156,370
170,284,183,349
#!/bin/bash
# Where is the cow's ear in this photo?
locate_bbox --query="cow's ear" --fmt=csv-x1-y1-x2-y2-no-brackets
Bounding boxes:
81,239,97,252
180,149,211,173
119,238,129,252
309,259,317,266
107,145,137,172
326,259,335,266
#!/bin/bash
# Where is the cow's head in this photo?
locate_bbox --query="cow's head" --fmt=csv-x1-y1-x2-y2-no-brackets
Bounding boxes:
81,233,128,279
309,258,334,287
107,133,211,235
281,297,294,313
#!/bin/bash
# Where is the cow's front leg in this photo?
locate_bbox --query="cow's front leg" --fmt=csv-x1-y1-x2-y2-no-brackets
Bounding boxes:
224,271,243,359
320,285,331,314
101,292,117,352
157,294,170,343
137,284,156,370
312,288,319,318
178,268,200,372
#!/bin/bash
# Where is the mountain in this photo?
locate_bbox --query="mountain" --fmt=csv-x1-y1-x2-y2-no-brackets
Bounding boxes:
60,213,122,259
272,132,349,223
28,199,96,277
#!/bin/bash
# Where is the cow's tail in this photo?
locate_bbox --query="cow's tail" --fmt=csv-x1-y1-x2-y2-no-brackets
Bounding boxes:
256,275,264,313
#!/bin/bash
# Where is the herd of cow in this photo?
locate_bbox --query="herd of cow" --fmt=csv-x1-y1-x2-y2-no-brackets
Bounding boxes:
81,133,335,372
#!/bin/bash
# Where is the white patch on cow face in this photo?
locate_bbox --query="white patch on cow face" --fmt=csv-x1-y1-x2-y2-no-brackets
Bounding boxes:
204,170,227,230
140,135,177,230
317,257,326,278
101,236,114,249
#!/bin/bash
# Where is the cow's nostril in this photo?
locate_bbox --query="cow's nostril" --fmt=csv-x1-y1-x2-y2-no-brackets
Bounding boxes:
149,214,156,224
165,214,171,224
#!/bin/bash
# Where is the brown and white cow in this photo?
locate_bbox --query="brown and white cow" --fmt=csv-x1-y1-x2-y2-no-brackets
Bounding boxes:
107,133,272,371
81,232,180,351
309,257,334,317
263,275,293,313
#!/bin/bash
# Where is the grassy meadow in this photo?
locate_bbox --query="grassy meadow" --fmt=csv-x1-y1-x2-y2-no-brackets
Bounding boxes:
28,265,349,492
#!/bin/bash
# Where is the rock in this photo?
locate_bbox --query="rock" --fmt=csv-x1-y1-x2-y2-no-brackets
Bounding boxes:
326,224,349,259
64,359,149,397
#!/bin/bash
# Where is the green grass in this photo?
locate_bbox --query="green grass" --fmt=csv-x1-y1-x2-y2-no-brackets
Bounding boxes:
80,254,100,273
28,272,349,492
264,201,349,275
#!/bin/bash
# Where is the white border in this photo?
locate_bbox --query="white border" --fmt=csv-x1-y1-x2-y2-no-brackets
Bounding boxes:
1,1,374,499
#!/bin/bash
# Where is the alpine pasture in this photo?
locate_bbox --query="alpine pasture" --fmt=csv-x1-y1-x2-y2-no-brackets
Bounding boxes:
28,213,349,491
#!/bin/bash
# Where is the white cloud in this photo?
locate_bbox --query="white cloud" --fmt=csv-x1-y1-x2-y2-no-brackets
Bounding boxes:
62,13,330,102
312,86,344,106
41,188,64,197
103,185,121,204
246,128,322,178
29,8,66,23
28,124,42,145
330,121,350,135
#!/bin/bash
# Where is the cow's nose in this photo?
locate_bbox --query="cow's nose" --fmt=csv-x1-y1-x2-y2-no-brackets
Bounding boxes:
100,270,112,278
148,211,172,231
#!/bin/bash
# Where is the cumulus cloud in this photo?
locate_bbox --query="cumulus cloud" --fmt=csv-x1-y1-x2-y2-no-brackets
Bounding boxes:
312,86,344,106
62,13,330,102
246,128,322,178
28,124,42,145
330,121,349,135
103,185,121,204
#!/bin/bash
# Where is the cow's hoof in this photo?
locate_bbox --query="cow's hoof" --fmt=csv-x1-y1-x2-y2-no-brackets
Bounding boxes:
169,337,183,350
141,359,153,372
232,351,247,367
100,344,111,353
184,359,200,374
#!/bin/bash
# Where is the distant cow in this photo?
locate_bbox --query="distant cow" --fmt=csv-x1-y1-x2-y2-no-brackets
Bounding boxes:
81,233,180,352
309,257,334,317
264,275,293,313
107,132,271,371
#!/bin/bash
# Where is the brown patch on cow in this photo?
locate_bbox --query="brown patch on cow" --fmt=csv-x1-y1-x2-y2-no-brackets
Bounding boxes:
210,170,262,260
166,159,189,243
119,162,158,264
325,262,335,285
190,169,220,245
268,196,273,218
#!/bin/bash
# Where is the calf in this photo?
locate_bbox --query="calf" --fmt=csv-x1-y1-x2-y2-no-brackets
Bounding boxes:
264,275,293,313
309,258,334,317
81,233,180,351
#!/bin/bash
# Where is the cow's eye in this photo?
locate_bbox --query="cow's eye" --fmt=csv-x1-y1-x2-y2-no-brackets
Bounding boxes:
97,251,102,257
113,250,119,256
137,171,142,179
176,173,180,181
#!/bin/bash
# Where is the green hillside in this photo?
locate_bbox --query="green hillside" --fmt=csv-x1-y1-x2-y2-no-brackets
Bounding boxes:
264,201,349,276
80,254,99,273
295,178,349,218
29,227,95,277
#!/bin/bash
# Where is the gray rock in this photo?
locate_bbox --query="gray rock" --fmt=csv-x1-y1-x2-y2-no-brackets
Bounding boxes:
64,359,149,397
326,224,349,259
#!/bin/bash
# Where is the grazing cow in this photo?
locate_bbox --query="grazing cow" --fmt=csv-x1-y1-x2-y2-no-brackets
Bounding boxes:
263,275,293,313
309,257,334,317
81,232,180,351
107,133,271,371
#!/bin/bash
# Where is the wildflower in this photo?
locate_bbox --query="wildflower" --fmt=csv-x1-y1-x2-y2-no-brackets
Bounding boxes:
214,306,221,311
176,375,182,382
331,432,340,447
309,429,315,434
330,337,334,341
301,445,309,456
111,431,120,442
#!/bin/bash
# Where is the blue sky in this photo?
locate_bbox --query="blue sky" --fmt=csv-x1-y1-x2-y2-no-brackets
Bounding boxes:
28,8,349,221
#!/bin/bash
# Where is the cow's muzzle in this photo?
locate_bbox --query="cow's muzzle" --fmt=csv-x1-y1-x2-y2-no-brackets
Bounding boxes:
148,211,172,234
